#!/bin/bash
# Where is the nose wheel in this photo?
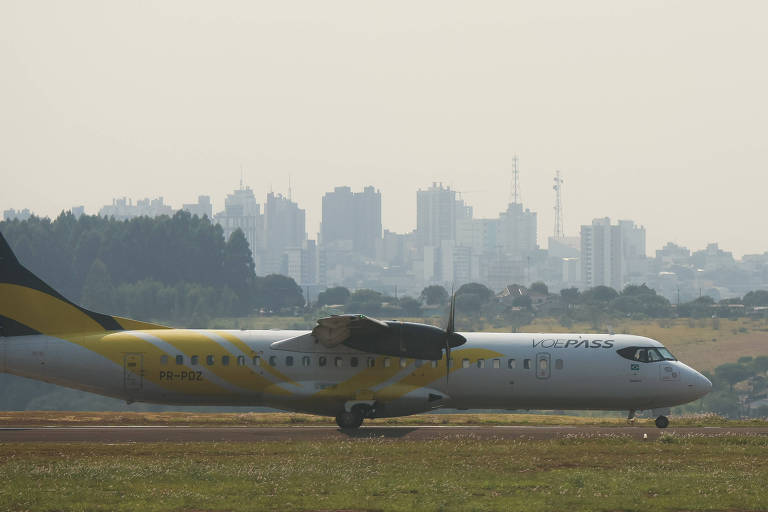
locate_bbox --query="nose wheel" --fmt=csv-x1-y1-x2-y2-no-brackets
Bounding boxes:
655,415,669,429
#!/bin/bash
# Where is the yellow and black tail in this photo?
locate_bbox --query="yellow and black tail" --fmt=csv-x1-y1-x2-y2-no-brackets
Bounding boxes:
0,232,167,337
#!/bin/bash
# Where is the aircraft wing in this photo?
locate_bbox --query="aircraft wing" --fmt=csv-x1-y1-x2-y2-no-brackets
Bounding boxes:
312,314,390,348
270,314,465,360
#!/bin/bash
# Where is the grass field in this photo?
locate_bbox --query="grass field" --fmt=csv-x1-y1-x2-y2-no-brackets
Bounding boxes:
1,411,765,428
1,435,767,511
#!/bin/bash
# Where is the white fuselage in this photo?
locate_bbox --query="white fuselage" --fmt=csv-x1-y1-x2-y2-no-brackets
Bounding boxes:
0,329,712,417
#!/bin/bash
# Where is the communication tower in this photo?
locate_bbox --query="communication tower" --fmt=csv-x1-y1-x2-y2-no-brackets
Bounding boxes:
553,170,564,239
510,155,520,204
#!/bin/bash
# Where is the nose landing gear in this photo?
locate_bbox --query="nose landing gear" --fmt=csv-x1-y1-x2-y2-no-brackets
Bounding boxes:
655,415,669,429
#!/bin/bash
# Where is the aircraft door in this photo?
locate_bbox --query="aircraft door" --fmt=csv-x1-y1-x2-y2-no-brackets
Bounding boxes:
536,353,551,379
124,353,144,393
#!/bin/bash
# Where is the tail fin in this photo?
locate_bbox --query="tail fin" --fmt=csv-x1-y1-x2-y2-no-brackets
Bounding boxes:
0,232,167,337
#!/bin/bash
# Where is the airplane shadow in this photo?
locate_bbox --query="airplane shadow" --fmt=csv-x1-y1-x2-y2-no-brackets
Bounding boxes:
338,427,417,438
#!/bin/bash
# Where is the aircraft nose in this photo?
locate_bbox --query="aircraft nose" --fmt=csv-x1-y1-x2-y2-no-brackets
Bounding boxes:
691,371,712,398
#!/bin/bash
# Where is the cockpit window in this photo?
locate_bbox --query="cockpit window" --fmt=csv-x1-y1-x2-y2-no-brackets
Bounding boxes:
617,346,677,363
657,348,677,361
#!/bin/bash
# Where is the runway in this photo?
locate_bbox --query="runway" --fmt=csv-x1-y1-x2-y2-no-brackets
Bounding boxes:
1,425,767,442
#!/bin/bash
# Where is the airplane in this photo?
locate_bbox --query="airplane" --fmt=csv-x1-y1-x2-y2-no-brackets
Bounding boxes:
0,232,711,429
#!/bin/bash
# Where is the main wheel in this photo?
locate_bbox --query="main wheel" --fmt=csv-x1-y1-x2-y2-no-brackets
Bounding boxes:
335,410,364,429
655,415,669,429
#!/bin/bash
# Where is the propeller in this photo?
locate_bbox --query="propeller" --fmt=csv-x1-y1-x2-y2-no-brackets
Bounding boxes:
444,288,457,381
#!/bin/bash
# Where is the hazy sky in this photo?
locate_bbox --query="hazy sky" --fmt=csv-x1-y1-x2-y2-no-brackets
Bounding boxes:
1,1,766,257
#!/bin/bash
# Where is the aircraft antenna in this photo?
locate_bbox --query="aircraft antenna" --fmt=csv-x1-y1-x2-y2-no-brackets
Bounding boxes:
553,170,564,239
510,154,520,204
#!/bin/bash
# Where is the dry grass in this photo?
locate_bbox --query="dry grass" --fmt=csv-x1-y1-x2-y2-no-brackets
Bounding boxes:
1,436,767,511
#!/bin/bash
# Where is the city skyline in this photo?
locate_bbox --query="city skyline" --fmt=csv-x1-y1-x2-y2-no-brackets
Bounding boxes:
2,2,767,257
3,180,764,260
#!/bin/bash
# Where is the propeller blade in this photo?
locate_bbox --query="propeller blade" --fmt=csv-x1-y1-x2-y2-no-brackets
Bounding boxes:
446,287,456,334
444,288,457,381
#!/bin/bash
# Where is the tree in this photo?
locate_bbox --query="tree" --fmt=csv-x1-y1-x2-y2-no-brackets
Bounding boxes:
80,259,115,313
419,285,448,305
398,296,422,317
258,274,305,313
714,363,753,391
317,286,350,306
560,287,581,306
743,290,768,307
678,296,716,318
456,282,494,303
752,356,768,374
581,286,619,304
222,229,256,314
529,281,548,296
345,289,385,316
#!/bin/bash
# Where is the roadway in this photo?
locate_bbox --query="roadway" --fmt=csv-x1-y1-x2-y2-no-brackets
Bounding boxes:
1,425,767,442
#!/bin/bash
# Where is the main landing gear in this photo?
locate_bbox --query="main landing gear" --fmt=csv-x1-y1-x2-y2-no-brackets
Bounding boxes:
335,409,364,429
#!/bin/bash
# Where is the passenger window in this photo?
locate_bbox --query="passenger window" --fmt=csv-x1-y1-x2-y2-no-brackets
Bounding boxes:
477,359,485,369
191,355,199,365
286,356,294,367
206,355,215,366
237,355,245,366
523,359,531,370
351,357,359,368
462,358,470,368
367,357,375,368
335,356,343,368
160,355,168,365
269,356,277,366
384,358,391,368
222,355,230,366
252,355,261,366
508,358,516,369
176,355,184,365
319,356,327,367
492,359,500,369
302,356,311,367
400,358,408,368
555,359,563,370
539,358,548,371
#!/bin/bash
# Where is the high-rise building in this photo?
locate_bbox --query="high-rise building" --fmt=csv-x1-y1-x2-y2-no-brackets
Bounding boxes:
215,187,263,254
416,183,472,248
497,202,538,260
320,186,381,258
3,208,33,221
580,217,646,291
263,192,306,275
182,195,213,219
99,197,173,220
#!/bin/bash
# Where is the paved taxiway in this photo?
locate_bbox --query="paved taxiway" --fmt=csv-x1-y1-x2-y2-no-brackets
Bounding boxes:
1,425,767,442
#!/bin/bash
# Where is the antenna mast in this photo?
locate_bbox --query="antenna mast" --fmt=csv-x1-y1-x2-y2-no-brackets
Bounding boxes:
553,170,564,239
510,154,520,204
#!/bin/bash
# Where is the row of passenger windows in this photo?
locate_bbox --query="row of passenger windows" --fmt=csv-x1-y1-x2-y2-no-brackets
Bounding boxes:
159,354,565,371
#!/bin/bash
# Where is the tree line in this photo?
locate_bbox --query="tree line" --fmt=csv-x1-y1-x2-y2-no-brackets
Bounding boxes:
0,212,304,324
